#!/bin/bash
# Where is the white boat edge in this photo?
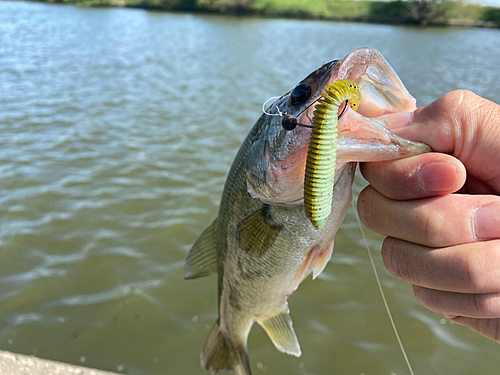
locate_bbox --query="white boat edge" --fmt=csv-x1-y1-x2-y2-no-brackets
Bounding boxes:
0,350,120,375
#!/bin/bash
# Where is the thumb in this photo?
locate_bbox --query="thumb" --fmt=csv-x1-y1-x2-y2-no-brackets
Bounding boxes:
381,90,500,191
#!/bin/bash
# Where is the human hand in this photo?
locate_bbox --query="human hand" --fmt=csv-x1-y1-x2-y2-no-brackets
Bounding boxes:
357,90,500,342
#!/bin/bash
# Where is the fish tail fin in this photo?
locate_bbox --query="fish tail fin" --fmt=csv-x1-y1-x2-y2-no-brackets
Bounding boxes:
201,321,251,375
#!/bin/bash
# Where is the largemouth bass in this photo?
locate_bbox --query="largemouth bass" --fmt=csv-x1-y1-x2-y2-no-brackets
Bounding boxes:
185,47,431,375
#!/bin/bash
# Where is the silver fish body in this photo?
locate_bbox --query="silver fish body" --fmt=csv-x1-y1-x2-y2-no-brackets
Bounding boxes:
185,48,431,375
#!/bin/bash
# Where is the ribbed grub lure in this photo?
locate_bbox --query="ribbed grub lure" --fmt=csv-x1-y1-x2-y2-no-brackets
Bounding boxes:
304,79,361,229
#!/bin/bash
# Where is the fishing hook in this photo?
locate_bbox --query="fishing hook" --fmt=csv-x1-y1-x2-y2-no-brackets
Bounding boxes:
261,95,350,132
282,100,349,131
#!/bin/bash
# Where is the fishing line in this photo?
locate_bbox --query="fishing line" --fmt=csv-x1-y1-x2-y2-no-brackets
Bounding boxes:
262,94,349,132
262,96,284,116
351,199,416,375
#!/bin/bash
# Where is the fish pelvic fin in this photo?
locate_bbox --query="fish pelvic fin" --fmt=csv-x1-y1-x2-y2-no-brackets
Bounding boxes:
201,321,252,375
184,218,218,279
257,302,301,357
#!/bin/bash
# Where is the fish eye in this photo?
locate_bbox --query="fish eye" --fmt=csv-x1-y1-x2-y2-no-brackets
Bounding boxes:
288,83,312,107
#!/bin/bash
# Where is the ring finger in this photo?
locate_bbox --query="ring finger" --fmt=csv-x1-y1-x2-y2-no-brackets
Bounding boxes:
357,187,500,248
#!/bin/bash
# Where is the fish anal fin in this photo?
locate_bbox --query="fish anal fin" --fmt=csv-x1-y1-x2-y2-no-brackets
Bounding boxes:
236,205,283,256
295,239,335,286
202,321,251,375
257,303,301,357
184,218,218,279
312,239,334,279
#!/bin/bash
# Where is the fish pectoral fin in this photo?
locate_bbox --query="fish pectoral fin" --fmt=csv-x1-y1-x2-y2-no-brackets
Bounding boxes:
312,239,334,280
236,205,283,256
257,302,301,357
184,218,218,279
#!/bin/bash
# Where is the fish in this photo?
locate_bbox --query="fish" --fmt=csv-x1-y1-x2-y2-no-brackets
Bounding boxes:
184,47,431,375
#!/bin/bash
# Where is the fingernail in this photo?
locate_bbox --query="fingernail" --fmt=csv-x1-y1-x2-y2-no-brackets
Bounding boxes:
417,160,462,194
474,202,500,240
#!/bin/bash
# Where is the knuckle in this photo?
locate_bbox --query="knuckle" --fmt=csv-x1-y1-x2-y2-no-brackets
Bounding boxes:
464,244,500,293
421,209,445,247
413,286,440,313
472,294,500,318
443,248,487,293
439,90,478,111
381,237,397,277
381,237,406,281
468,318,500,342
358,162,376,184
438,90,484,146
415,199,473,247
493,320,500,342
462,249,488,292
357,187,377,231
412,204,449,247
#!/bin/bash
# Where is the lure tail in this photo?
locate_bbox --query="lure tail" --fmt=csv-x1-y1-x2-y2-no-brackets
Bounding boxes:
201,320,252,375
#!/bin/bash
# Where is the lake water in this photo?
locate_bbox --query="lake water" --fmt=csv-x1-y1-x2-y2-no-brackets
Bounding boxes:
1,1,500,374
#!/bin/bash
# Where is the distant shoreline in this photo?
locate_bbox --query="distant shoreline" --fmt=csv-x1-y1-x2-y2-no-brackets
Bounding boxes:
31,0,500,29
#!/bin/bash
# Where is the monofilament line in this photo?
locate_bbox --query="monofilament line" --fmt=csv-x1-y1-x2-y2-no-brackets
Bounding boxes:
351,200,415,375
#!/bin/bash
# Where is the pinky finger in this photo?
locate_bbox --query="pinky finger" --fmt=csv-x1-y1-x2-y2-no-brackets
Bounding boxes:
450,317,500,343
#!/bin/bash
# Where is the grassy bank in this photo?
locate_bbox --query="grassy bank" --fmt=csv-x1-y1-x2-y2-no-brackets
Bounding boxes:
38,0,500,28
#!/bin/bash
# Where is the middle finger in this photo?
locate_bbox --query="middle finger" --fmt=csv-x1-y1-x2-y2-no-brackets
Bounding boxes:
357,187,500,248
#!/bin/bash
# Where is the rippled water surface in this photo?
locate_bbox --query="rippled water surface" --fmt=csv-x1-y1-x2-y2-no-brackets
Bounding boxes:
1,1,500,374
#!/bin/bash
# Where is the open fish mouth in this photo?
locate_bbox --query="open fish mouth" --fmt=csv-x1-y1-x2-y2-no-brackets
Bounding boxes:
246,47,431,207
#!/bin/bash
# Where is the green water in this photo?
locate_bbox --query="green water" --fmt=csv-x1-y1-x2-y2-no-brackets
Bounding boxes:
1,2,500,374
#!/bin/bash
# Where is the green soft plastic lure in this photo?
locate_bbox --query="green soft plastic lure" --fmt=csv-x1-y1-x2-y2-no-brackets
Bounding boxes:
304,79,361,229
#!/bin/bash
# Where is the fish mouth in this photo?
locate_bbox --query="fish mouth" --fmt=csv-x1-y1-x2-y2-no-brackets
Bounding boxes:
320,48,431,163
247,47,431,206
332,47,417,117
335,110,432,165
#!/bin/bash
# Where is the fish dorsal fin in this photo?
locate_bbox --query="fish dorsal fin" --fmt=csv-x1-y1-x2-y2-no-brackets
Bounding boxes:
257,303,301,357
236,205,283,256
184,218,218,279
